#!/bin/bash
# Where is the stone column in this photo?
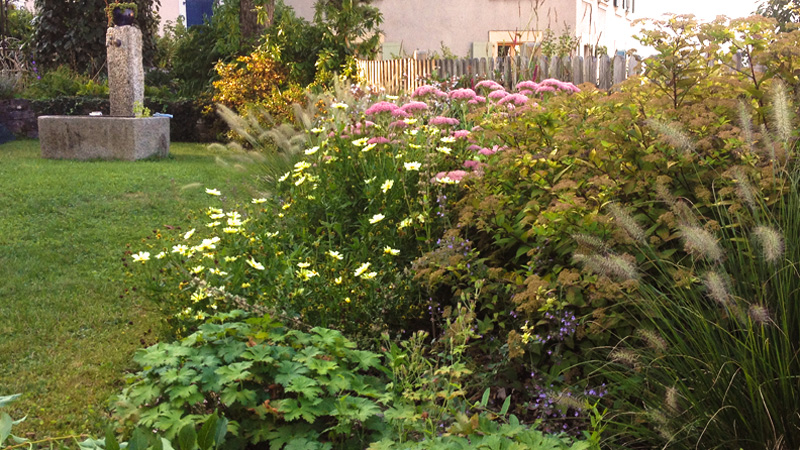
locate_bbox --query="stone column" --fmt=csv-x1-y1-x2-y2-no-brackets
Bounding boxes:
106,26,144,117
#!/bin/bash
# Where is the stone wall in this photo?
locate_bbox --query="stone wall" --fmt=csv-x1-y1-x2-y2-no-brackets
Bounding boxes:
0,97,227,142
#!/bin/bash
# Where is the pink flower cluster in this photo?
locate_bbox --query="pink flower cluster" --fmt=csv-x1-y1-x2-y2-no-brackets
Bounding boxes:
429,116,460,126
411,85,447,99
401,101,429,113
365,101,399,116
449,88,477,101
514,79,580,94
497,93,530,107
433,170,469,183
475,80,504,91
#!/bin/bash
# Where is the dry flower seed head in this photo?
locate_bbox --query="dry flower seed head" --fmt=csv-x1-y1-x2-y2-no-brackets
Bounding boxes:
771,79,793,144
609,348,640,368
748,304,772,325
672,201,699,227
703,271,732,308
572,252,639,282
607,203,647,244
636,328,668,353
664,386,680,414
732,167,757,212
646,119,696,155
753,226,784,264
572,233,608,253
737,100,754,151
553,391,585,412
680,226,723,262
759,123,778,163
654,178,676,206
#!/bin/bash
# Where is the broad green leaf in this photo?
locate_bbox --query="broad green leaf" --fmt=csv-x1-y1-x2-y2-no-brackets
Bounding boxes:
128,427,152,450
104,429,121,450
214,361,253,384
0,413,13,446
213,416,228,449
0,394,20,408
499,395,511,416
196,413,218,450
178,423,197,450
480,388,490,408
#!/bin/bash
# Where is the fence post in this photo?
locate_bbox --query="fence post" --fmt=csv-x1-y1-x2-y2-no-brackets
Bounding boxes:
572,56,583,85
599,55,611,89
613,54,626,86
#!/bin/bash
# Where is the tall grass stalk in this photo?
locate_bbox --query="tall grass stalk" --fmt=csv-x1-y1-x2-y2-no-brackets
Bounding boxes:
582,140,800,448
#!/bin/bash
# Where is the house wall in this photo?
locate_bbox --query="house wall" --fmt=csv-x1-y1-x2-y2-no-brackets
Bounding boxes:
284,0,634,59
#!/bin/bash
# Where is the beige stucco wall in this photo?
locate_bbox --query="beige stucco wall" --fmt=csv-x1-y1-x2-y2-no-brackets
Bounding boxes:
285,0,634,58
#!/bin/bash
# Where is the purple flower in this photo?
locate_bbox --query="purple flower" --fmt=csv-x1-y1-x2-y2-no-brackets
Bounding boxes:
365,101,399,116
388,120,408,129
429,116,460,126
466,144,482,152
463,160,487,170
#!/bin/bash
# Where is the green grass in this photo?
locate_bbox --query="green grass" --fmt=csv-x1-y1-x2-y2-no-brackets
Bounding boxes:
0,140,258,439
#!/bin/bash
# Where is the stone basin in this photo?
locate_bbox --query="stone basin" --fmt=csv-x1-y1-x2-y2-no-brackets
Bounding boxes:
39,115,170,161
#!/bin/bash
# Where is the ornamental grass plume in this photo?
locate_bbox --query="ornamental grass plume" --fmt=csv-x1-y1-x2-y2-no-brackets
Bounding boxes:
752,225,784,264
636,328,668,353
732,167,757,212
679,225,723,262
646,119,696,155
572,252,639,282
737,100,754,151
771,79,793,144
607,203,647,245
703,271,732,307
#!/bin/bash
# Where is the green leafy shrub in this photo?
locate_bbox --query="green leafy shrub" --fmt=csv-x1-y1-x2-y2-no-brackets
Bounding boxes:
114,310,387,449
573,83,800,449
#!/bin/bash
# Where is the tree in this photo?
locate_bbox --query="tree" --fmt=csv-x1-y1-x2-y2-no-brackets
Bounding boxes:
33,0,161,75
756,0,800,29
312,0,382,81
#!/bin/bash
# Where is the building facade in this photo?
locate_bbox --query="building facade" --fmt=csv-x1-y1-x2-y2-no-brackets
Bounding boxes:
286,0,638,59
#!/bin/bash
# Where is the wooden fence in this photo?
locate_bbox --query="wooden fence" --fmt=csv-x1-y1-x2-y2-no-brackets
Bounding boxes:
357,54,642,94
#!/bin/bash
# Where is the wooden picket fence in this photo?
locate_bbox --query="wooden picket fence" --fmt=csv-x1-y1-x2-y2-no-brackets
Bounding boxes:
356,54,642,94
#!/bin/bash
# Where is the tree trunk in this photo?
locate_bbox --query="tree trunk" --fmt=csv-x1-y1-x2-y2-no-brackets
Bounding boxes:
239,0,259,40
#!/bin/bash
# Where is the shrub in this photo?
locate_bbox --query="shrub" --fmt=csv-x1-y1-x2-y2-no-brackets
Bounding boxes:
114,310,387,449
574,83,800,449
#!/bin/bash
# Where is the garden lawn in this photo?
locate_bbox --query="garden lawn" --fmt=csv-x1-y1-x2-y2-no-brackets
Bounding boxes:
0,140,257,439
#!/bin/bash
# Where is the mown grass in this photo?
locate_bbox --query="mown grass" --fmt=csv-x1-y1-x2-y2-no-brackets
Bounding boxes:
0,140,257,439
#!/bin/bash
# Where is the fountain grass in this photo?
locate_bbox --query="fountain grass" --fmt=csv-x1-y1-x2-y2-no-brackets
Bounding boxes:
0,139,258,439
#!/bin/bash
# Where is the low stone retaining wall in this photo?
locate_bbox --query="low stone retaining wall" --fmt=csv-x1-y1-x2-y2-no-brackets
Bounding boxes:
0,97,226,142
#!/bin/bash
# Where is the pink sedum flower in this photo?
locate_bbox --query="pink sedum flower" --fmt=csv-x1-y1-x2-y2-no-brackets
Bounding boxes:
449,88,477,101
516,80,539,90
468,96,487,104
365,101,399,116
401,101,429,113
411,85,447,98
497,93,529,106
487,90,509,100
368,136,392,144
453,130,470,139
429,116,460,126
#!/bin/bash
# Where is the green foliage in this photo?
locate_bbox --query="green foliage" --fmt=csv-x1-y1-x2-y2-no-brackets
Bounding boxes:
114,310,387,449
757,0,800,29
575,85,800,449
33,0,160,74
311,0,382,83
21,65,108,99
